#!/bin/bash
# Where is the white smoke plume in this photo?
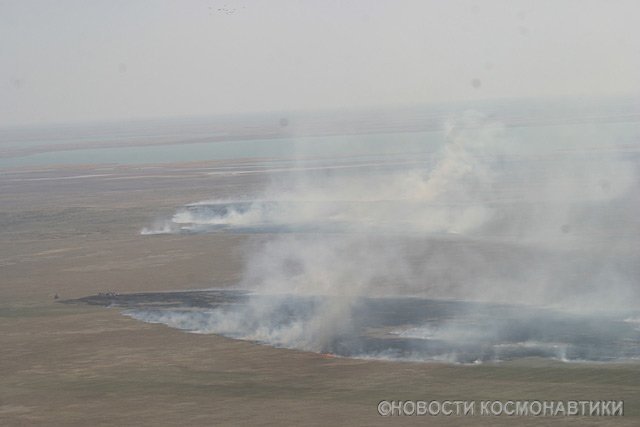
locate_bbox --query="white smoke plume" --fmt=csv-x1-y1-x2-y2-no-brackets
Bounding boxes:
138,107,640,360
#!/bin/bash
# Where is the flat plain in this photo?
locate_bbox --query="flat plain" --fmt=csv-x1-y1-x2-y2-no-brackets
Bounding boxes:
1,109,639,426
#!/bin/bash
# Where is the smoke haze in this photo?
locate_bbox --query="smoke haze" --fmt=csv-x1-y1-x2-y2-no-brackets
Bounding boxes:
2,1,640,127
11,0,637,363
137,101,640,362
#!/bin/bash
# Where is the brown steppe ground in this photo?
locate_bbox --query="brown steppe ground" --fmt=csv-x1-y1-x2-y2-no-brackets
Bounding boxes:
1,162,639,426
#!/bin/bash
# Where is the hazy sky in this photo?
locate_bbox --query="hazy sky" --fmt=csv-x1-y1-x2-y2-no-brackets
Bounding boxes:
1,0,639,127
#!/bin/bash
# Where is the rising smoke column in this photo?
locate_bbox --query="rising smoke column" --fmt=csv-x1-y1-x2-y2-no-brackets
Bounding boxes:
139,109,639,356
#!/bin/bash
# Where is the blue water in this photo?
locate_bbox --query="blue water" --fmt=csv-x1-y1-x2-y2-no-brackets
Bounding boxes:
0,131,444,169
1,119,638,169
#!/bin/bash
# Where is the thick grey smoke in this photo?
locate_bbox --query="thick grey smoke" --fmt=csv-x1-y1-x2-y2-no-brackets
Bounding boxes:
138,105,640,362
